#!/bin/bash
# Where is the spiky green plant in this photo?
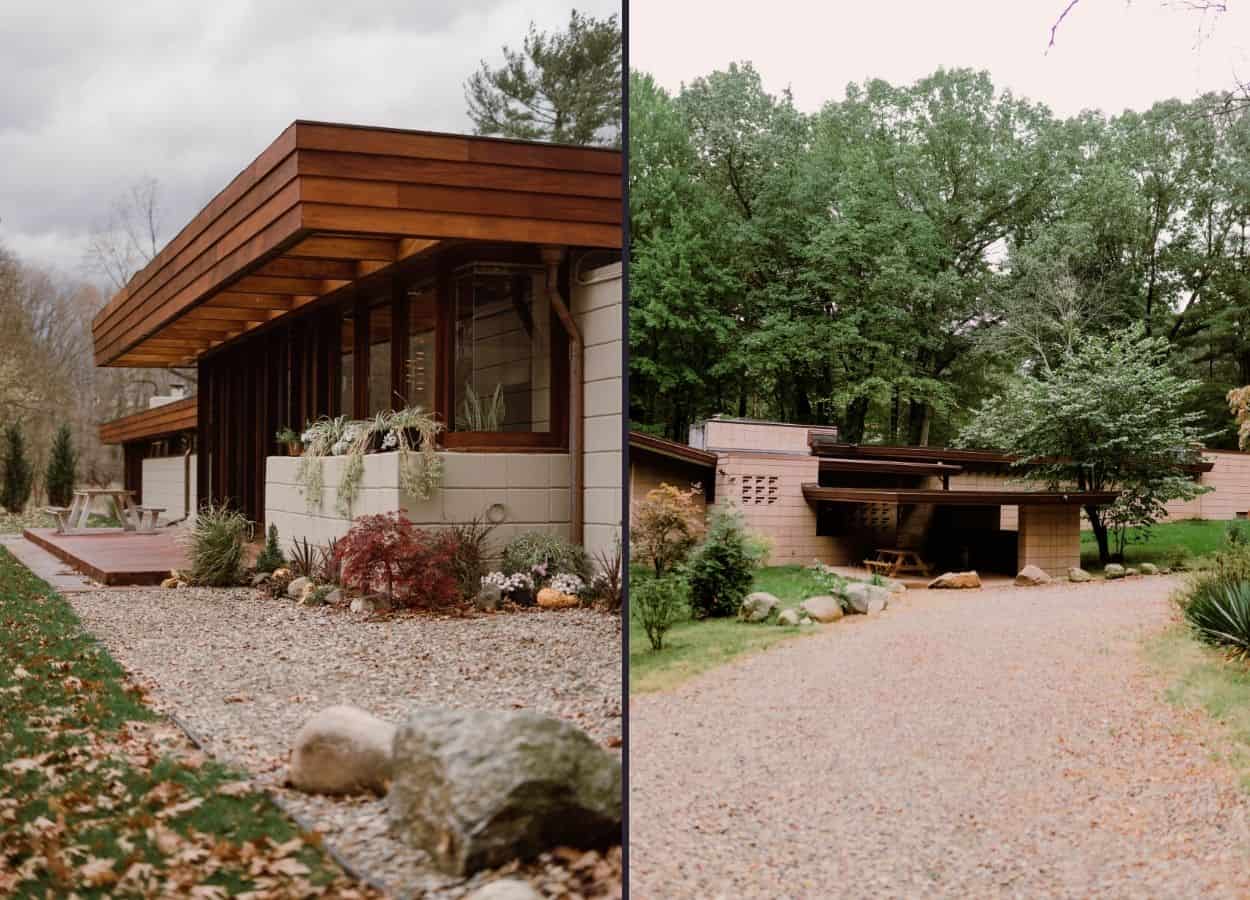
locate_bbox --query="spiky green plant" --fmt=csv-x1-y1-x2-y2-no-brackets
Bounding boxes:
183,503,250,586
457,381,505,431
1183,579,1250,660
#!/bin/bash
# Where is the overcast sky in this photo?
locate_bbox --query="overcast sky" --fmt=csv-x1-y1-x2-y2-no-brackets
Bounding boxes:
631,0,1250,116
0,0,618,281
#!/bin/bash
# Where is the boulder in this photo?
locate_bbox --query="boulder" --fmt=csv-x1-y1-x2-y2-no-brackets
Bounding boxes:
776,608,801,627
467,881,543,900
1068,567,1092,583
739,592,779,623
1125,567,1140,577
1104,563,1125,579
388,708,621,876
882,579,907,595
1139,563,1158,575
251,572,272,587
287,576,310,599
928,571,981,590
536,588,579,609
799,617,815,626
475,585,502,612
351,594,392,614
325,588,344,605
844,582,890,614
289,705,396,795
160,577,179,589
272,567,292,580
1015,565,1053,586
800,595,844,623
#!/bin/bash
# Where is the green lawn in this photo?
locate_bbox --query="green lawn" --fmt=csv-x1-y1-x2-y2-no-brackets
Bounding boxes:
1080,518,1250,570
1144,626,1250,791
0,546,371,897
630,565,828,694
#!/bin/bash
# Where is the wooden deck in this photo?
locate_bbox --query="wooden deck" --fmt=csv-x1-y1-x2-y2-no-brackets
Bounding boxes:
22,528,188,586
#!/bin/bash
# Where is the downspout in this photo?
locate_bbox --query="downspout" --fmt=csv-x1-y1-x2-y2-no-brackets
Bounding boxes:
542,246,583,546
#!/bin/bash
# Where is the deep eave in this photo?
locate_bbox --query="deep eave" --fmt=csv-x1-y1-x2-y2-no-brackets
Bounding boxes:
99,396,197,445
801,484,1120,507
629,431,718,470
91,121,622,367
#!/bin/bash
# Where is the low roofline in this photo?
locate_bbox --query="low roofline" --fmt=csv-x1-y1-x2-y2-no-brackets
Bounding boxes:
99,396,197,445
629,431,718,469
801,484,1120,507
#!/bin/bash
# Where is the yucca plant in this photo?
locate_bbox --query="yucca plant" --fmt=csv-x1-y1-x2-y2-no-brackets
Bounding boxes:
288,537,318,578
1184,579,1250,660
184,503,251,587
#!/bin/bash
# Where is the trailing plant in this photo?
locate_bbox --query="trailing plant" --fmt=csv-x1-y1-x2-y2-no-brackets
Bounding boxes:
1182,578,1250,660
338,512,459,608
458,381,506,431
288,537,317,578
183,503,250,587
447,515,496,599
295,416,347,506
501,530,592,584
686,506,762,618
383,405,443,501
45,424,77,508
631,483,705,577
633,573,688,651
254,523,285,573
1,423,33,513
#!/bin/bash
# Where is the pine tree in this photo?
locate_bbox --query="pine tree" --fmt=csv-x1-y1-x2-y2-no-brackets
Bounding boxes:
1,423,33,513
45,424,77,507
255,522,285,573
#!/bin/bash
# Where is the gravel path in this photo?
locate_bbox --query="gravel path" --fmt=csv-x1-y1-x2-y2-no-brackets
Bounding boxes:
629,577,1250,899
67,587,622,898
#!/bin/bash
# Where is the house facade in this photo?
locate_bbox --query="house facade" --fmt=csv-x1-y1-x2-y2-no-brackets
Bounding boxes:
94,121,622,558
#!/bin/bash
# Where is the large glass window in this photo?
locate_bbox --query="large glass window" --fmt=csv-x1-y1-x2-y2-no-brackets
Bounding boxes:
366,302,392,415
405,284,437,414
452,265,550,433
339,311,355,416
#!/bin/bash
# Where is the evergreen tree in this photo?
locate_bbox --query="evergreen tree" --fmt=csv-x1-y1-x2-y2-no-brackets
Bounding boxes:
1,423,33,513
45,424,77,507
255,522,285,573
465,10,621,146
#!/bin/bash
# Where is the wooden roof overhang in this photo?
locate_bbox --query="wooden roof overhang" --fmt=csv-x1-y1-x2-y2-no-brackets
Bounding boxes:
99,396,198,444
629,431,718,470
91,121,622,367
818,457,963,478
801,484,1120,507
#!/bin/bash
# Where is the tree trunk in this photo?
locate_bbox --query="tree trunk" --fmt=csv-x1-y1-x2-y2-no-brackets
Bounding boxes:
1085,504,1111,565
907,400,932,446
843,397,870,444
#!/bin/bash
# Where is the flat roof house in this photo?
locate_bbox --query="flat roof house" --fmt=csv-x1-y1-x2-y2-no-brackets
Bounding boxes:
93,121,623,558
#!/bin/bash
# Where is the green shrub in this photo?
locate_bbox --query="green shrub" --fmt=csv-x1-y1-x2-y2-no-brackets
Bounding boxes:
501,530,592,584
633,573,688,651
45,424,77,508
630,484,705,576
1163,544,1192,572
686,507,761,618
1182,578,1250,659
254,523,285,573
185,504,250,586
1,423,33,513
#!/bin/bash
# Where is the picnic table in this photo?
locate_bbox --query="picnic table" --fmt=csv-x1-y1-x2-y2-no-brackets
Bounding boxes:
863,548,932,578
45,489,164,535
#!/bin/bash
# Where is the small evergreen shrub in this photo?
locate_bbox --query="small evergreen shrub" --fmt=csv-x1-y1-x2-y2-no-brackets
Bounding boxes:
686,506,762,618
633,573,688,651
630,484,705,576
254,523,285,573
1,423,33,513
45,424,77,508
1183,578,1250,660
184,503,250,586
501,530,592,584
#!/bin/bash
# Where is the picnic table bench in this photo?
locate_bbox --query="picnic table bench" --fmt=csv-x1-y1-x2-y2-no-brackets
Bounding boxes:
863,548,932,578
45,489,162,535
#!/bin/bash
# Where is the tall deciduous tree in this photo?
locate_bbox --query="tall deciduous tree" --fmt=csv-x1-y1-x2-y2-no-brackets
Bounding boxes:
465,10,620,146
959,328,1208,564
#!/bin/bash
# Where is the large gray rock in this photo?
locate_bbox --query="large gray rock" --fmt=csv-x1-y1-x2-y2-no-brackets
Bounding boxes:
776,608,801,627
1139,563,1159,575
882,579,907,595
467,880,543,900
928,571,981,590
388,708,621,876
800,595,844,623
1015,565,1053,586
351,593,392,614
739,592,779,623
844,582,890,614
289,705,396,795
1068,567,1092,583
1104,563,1125,580
286,576,311,599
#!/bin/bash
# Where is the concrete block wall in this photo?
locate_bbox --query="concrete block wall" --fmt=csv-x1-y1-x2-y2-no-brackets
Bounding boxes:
266,451,570,557
574,261,622,561
1160,450,1250,522
141,455,197,523
699,419,834,454
1017,505,1080,576
715,452,829,564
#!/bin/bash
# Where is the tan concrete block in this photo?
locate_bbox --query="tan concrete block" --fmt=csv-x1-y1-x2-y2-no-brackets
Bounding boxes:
442,452,509,487
506,454,551,488
505,488,551,524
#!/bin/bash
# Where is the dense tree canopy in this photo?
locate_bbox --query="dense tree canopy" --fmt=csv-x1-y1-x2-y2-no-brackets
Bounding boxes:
629,64,1250,450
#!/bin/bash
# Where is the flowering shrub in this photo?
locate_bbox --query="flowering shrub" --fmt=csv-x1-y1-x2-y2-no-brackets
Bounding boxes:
338,512,458,608
549,573,585,597
482,571,534,595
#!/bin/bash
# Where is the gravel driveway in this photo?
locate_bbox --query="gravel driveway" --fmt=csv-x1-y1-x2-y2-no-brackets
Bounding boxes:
67,587,622,898
629,577,1250,899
